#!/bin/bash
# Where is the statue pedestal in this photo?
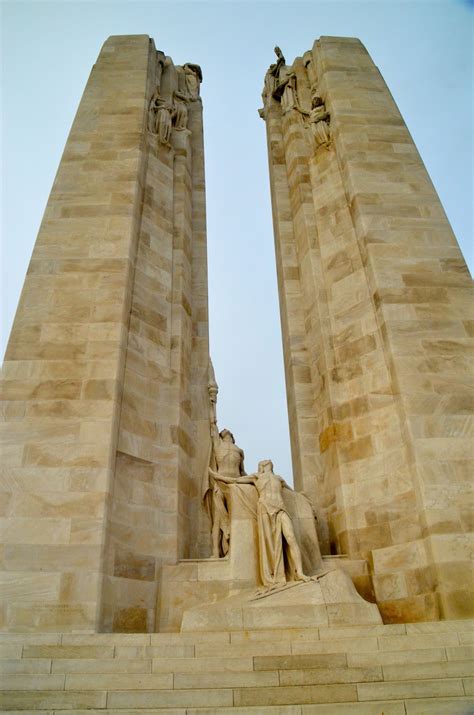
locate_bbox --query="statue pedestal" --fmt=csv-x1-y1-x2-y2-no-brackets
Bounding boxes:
156,483,382,631
180,569,382,631
157,484,323,631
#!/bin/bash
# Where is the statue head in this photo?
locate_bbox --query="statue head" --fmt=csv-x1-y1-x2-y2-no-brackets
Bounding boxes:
220,429,235,444
258,459,274,473
183,63,203,82
274,46,284,60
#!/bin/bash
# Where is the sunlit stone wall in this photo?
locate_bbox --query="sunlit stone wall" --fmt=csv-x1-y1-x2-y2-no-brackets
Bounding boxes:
260,36,473,623
0,35,211,632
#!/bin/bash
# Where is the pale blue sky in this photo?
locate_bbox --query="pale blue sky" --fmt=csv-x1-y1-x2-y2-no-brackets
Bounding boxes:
1,0,473,480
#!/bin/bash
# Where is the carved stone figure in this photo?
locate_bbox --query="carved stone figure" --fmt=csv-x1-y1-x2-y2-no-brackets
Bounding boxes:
183,63,202,101
281,73,298,113
148,57,202,141
210,479,230,558
159,55,177,103
155,49,166,91
303,50,318,91
215,459,310,589
148,90,174,144
172,93,188,130
309,95,330,148
148,88,161,133
207,360,218,426
264,46,287,99
201,362,246,558
270,46,286,83
171,63,202,130
208,427,246,558
212,427,246,480
156,103,173,144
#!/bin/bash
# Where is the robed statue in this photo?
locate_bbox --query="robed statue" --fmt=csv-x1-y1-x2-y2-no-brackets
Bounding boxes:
212,459,311,589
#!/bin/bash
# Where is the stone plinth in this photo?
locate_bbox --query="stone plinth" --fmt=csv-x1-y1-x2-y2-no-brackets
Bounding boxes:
158,481,324,630
158,482,380,632
158,554,376,633
180,570,382,632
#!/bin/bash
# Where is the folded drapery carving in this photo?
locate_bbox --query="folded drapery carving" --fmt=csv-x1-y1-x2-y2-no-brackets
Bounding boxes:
147,51,202,143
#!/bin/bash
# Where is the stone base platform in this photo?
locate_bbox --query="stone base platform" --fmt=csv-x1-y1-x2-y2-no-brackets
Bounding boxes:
1,619,473,712
181,569,382,632
158,555,376,632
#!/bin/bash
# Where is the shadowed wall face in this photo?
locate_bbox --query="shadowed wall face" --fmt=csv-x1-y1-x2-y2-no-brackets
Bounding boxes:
0,35,211,633
260,36,473,624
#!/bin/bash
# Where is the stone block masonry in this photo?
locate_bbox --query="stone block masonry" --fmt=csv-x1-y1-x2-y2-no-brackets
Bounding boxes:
0,619,472,711
0,32,472,636
260,36,473,623
0,35,212,632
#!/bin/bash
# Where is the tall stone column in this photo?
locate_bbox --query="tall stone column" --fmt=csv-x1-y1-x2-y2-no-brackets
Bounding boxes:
260,37,473,623
0,36,211,632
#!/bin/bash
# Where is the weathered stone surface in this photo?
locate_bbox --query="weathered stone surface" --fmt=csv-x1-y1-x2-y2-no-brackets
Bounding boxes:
2,622,473,711
1,31,472,655
0,34,211,633
260,36,473,623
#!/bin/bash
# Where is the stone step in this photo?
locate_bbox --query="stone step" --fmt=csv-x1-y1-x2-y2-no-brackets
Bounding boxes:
2,652,472,683
1,659,52,673
6,630,467,662
1,617,472,647
2,704,474,715
0,621,472,712
1,680,470,710
3,660,470,686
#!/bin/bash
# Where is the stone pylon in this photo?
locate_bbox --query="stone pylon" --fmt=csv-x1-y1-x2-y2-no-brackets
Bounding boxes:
0,36,212,632
260,37,473,623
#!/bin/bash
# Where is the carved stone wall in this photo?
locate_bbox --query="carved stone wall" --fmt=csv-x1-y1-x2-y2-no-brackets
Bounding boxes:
260,37,473,623
0,35,211,633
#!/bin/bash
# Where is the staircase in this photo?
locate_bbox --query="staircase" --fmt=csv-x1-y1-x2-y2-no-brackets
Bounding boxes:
1,620,473,713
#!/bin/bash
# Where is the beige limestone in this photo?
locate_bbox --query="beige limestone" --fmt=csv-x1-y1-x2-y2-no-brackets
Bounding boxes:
404,700,474,715
0,52,471,715
1,620,473,710
51,658,152,673
0,35,212,633
260,37,474,624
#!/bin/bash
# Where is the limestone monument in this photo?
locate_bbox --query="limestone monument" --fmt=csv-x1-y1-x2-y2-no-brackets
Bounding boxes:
0,34,472,643
1,33,473,714
259,36,474,626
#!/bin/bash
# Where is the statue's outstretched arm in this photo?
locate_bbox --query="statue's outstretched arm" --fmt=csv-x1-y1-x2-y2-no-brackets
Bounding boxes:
210,468,254,485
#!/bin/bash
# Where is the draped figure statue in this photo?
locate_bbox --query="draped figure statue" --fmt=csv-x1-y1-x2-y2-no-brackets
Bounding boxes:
213,459,310,589
147,54,203,143
308,95,330,148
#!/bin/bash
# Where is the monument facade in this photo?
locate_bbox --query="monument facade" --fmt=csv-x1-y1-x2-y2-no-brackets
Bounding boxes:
0,34,472,641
